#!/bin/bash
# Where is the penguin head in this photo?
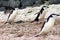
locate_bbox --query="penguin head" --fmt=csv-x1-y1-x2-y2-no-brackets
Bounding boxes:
42,5,49,10
50,14,60,17
47,13,60,22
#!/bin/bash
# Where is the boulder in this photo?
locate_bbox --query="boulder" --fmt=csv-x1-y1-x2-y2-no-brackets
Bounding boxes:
49,0,60,4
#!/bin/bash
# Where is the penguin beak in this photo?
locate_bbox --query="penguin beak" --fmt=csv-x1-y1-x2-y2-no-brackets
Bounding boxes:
56,14,60,16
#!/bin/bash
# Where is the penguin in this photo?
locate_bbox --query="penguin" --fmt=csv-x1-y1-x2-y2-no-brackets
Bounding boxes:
6,8,18,24
5,9,14,24
35,13,60,37
34,5,48,22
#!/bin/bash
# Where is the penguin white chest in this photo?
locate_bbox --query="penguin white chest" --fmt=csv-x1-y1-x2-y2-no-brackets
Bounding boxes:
40,18,55,34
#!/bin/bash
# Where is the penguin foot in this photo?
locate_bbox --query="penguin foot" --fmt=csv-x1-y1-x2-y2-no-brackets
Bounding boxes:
34,34,40,37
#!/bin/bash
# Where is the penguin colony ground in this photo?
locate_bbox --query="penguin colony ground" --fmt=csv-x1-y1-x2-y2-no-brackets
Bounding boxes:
1,5,60,36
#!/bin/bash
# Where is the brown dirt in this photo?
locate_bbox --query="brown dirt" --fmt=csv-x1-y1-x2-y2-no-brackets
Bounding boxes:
0,19,60,40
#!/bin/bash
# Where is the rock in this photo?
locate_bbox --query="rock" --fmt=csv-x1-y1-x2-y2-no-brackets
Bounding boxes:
20,0,42,8
0,7,5,11
49,0,60,4
0,0,45,9
1,0,20,8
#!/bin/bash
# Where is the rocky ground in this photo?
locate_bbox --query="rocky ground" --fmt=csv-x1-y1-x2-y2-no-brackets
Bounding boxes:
0,19,60,40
